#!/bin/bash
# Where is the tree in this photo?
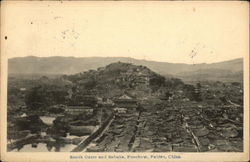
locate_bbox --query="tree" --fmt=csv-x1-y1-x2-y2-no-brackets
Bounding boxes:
48,117,70,138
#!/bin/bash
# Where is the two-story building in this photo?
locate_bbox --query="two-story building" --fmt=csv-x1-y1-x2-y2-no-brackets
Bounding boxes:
113,94,138,113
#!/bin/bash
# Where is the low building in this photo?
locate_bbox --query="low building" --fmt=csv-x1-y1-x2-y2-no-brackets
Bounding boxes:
20,88,26,91
114,107,127,113
65,105,93,115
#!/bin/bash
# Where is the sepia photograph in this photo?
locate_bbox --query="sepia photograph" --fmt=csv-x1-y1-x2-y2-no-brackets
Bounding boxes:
1,1,249,162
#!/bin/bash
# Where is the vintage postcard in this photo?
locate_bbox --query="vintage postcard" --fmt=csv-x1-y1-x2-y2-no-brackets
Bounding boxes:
0,1,249,162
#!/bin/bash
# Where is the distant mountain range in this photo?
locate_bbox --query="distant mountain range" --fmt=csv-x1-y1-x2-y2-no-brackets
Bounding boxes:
8,56,243,82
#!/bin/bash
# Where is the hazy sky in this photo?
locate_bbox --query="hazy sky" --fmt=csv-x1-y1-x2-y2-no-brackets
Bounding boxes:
2,1,249,64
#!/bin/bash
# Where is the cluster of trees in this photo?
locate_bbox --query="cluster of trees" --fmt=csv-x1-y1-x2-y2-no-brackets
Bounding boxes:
149,74,166,87
165,78,184,88
25,83,69,111
47,117,70,138
48,106,65,114
149,73,184,92
14,115,47,133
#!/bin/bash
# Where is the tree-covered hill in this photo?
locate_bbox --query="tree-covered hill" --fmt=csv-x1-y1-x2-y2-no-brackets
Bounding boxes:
22,62,185,110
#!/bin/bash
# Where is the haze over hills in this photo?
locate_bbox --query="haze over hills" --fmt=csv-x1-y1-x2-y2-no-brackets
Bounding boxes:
8,56,243,82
